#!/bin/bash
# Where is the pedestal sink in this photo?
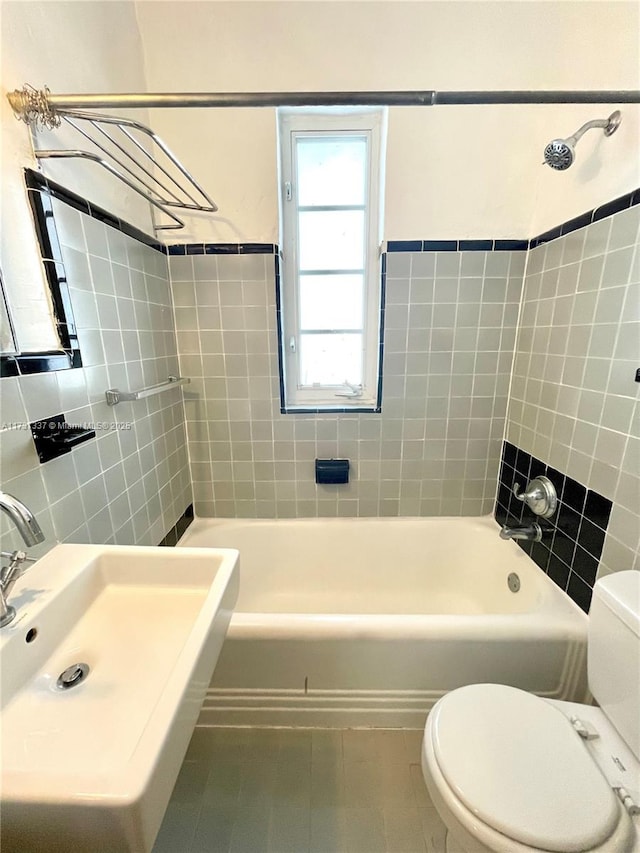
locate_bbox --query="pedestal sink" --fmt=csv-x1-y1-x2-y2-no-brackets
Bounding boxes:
0,543,239,852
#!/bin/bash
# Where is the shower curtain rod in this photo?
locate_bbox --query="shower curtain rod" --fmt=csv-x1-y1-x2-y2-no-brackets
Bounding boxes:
8,87,640,117
10,84,638,233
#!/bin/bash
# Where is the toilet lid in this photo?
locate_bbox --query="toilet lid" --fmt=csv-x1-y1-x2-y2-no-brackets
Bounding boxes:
431,684,620,852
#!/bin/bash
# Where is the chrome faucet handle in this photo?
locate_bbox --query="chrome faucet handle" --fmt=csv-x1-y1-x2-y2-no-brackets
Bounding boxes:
0,550,36,592
1,550,37,563
512,476,557,518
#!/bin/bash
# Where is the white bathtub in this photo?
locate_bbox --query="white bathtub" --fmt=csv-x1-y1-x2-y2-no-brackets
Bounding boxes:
178,516,589,727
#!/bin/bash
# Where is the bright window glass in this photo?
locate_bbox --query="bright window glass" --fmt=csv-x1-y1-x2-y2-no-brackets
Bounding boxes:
298,210,365,272
278,108,386,410
296,137,366,207
299,333,363,386
299,274,363,331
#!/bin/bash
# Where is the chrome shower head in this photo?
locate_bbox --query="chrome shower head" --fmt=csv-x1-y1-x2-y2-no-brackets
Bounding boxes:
544,138,576,171
543,110,622,171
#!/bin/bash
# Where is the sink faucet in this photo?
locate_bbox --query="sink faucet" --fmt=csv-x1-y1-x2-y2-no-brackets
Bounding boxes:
499,522,543,542
0,492,45,627
0,491,45,548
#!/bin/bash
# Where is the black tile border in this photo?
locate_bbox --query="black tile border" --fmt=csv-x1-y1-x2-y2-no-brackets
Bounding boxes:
274,254,287,411
386,186,640,252
26,166,637,260
459,239,493,251
24,169,167,254
168,243,276,256
494,440,613,613
387,240,423,252
1,179,83,378
158,503,194,547
387,237,532,252
25,171,279,260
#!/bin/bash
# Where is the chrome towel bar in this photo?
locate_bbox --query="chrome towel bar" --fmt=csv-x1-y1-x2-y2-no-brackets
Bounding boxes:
105,376,190,406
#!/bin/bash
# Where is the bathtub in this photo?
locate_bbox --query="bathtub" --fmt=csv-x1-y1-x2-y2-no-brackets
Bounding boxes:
178,516,588,728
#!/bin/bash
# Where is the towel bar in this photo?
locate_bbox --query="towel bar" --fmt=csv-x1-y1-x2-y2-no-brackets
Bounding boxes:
105,376,190,406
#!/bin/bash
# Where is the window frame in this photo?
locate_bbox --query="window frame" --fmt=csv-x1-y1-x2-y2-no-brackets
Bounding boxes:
277,108,386,412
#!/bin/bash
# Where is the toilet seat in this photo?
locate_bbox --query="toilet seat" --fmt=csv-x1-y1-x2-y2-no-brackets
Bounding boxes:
428,684,622,853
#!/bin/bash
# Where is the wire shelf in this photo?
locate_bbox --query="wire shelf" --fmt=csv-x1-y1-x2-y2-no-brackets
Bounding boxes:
26,101,218,231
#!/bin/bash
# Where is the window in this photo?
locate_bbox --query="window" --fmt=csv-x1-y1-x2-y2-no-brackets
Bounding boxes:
277,108,386,411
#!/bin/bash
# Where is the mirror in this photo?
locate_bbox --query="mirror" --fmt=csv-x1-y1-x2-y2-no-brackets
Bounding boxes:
0,171,83,377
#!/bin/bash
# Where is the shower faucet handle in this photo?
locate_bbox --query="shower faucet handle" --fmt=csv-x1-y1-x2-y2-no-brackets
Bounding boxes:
512,476,557,519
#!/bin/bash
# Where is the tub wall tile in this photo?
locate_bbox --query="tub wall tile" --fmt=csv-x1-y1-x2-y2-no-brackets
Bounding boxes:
170,250,521,518
505,203,640,592
0,189,192,557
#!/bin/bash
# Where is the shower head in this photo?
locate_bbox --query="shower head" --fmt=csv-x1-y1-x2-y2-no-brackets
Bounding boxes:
543,110,622,170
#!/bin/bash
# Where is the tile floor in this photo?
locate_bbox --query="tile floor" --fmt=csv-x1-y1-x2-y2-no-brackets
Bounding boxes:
153,727,450,853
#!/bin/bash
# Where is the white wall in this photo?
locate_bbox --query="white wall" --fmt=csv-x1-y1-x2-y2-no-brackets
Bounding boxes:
0,0,152,351
1,0,637,275
135,0,640,243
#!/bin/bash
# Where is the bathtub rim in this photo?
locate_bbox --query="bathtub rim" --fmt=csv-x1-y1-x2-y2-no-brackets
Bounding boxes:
177,513,590,625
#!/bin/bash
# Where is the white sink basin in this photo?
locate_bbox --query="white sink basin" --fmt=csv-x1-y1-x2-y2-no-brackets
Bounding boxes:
0,543,239,852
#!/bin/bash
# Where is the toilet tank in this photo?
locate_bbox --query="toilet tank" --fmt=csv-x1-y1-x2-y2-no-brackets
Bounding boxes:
588,571,640,759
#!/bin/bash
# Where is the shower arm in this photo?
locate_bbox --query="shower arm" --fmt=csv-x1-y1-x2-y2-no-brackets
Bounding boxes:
566,116,617,145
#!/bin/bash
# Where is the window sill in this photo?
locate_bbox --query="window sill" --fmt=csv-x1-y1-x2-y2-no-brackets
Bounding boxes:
281,402,381,414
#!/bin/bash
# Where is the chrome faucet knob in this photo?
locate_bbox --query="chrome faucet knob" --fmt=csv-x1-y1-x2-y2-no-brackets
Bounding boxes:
1,550,36,585
1,550,36,563
512,476,557,518
0,493,44,628
0,548,39,627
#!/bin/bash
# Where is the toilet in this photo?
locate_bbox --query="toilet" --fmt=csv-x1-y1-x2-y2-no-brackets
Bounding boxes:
421,571,640,853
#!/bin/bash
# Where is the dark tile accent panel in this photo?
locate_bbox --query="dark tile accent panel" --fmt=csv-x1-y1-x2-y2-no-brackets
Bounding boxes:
560,211,592,236
169,243,276,255
494,440,613,613
567,573,594,614
387,240,422,252
495,240,529,251
547,554,571,589
529,225,562,248
0,358,19,377
459,239,493,251
24,168,166,253
422,240,458,251
593,193,634,221
158,504,194,547
584,491,613,531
